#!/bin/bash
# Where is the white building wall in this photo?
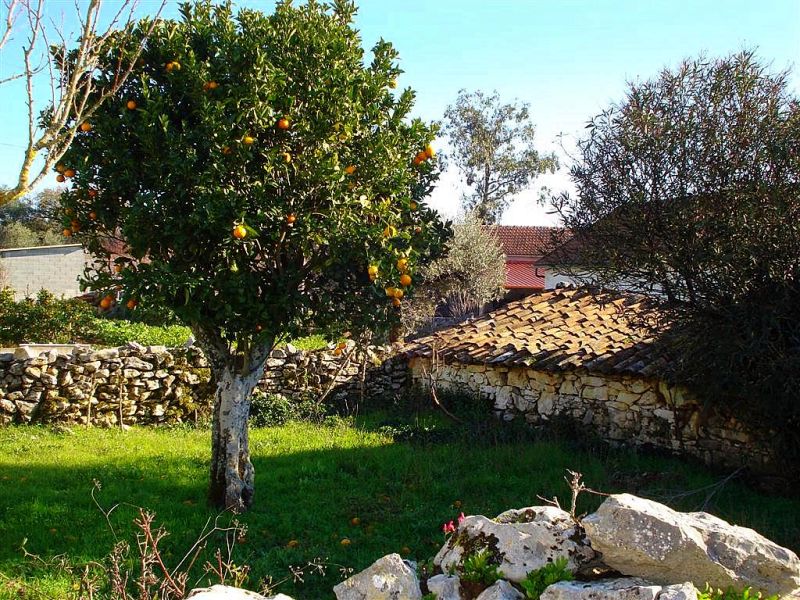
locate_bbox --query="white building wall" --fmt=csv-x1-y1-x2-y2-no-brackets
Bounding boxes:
0,244,88,300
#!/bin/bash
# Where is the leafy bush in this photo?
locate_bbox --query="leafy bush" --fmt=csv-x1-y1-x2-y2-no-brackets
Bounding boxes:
0,288,96,344
459,549,503,585
0,288,191,347
89,319,192,348
697,585,777,600
249,390,327,428
520,557,573,600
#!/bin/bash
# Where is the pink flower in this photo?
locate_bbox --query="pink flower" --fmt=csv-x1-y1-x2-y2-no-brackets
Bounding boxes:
457,512,466,525
441,520,455,534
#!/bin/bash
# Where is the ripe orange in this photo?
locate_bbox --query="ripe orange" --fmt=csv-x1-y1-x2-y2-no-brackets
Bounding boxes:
256,324,263,332
424,144,435,159
286,213,296,225
64,168,75,178
277,117,290,130
166,61,181,72
383,225,397,238
385,286,396,297
88,211,97,220
399,274,412,287
368,265,379,279
99,295,113,310
413,150,427,165
281,152,292,164
222,145,232,155
126,100,137,110
62,228,72,237
392,297,401,307
242,135,255,146
114,264,123,274
414,226,422,234
340,538,351,547
396,258,408,272
56,174,66,183
350,517,361,526
126,299,138,310
344,165,357,175
233,224,247,239
333,348,343,356
80,122,92,132
208,81,219,90
55,163,66,173
88,189,97,198
393,288,404,299
70,220,81,233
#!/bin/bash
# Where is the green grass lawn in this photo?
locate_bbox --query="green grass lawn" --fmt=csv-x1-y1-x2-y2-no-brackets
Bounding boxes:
1,419,798,599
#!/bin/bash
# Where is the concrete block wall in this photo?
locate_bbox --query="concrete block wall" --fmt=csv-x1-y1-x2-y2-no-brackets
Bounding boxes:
0,244,88,300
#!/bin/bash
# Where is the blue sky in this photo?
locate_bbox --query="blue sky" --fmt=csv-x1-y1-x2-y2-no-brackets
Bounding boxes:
1,0,798,224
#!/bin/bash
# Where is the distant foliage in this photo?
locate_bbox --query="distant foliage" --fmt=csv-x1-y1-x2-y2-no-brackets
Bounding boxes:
249,390,326,427
403,212,506,334
0,188,66,248
443,90,557,223
0,288,191,347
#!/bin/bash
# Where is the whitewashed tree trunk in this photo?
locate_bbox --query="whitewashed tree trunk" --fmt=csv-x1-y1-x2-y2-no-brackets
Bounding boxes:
208,362,263,511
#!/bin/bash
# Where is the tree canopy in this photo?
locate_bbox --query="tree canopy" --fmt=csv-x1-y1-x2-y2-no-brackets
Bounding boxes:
55,0,448,510
443,89,557,223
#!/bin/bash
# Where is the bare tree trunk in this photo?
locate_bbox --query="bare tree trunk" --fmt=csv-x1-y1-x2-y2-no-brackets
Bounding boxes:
208,361,263,512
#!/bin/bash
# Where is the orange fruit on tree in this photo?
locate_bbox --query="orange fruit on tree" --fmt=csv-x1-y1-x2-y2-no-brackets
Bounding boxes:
396,257,408,272
222,145,232,155
88,189,97,198
392,297,401,307
382,225,397,238
367,265,379,279
276,117,290,130
88,211,97,220
114,264,123,274
393,288,404,299
166,61,180,72
99,295,114,310
344,165,356,175
424,144,435,159
126,100,137,110
56,174,66,183
255,324,263,332
333,348,343,356
350,517,361,526
126,299,138,310
208,81,219,90
80,122,92,132
64,168,75,178
281,152,292,164
413,150,427,165
70,220,81,233
399,273,412,287
286,213,296,225
232,224,247,239
242,135,255,146
385,286,396,297
55,163,66,173
62,228,72,237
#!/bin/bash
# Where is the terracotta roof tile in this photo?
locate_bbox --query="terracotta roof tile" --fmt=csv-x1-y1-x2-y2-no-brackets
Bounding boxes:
405,288,670,377
492,226,562,257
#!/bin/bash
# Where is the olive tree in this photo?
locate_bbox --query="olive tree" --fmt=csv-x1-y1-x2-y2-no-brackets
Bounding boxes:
55,0,447,511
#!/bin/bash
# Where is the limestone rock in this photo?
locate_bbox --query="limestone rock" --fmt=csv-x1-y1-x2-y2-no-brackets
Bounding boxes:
658,583,698,600
426,574,462,600
475,580,523,600
334,553,421,600
540,578,661,600
582,494,800,596
185,584,267,599
435,507,595,583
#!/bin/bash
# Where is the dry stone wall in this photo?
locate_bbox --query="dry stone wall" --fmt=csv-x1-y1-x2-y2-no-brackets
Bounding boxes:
408,357,775,472
0,342,406,427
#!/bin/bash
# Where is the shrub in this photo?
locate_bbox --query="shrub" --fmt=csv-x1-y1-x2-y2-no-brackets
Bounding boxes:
249,390,327,428
520,557,573,600
0,288,96,344
88,319,192,348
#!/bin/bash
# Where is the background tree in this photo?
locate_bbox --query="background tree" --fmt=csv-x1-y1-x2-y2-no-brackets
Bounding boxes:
553,51,800,460
56,0,448,511
0,187,65,247
403,211,505,335
0,0,164,206
443,89,557,223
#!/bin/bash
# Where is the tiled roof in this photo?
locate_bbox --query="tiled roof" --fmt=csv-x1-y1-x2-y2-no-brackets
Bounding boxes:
405,287,671,377
492,226,562,257
505,261,545,290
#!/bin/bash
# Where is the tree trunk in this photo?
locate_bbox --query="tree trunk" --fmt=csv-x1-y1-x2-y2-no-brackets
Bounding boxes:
207,360,264,512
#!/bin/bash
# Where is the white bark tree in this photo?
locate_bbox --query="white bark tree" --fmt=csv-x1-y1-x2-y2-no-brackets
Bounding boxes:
0,0,163,206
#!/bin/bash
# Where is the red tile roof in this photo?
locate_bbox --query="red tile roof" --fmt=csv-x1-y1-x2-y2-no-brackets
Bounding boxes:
492,226,561,257
505,261,545,290
405,287,670,377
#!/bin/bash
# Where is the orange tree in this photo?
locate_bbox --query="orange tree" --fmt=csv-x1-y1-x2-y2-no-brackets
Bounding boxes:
54,0,448,511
